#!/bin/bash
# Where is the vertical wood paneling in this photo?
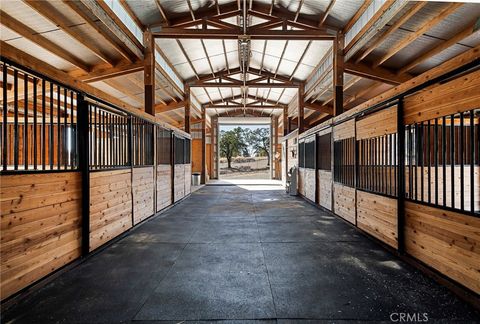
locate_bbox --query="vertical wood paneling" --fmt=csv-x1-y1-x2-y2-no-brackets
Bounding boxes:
333,183,355,224
304,168,316,202
174,164,185,202
318,170,332,210
156,164,172,211
0,172,82,300
184,164,191,195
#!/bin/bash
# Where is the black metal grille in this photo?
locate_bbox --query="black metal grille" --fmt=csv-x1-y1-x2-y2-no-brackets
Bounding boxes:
1,62,79,172
405,109,479,215
174,135,185,164
132,116,154,167
88,103,129,170
185,138,191,164
333,137,355,187
304,137,315,169
298,140,305,167
317,133,331,170
357,133,398,197
156,126,171,165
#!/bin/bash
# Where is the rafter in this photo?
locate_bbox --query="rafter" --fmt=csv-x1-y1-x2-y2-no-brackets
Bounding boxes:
23,0,117,66
69,61,144,83
205,105,284,109
342,0,372,34
0,10,91,72
304,102,333,115
318,0,336,27
374,2,463,67
355,1,427,63
344,62,411,85
155,100,186,113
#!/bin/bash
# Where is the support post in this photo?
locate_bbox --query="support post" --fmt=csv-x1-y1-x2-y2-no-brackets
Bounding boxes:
333,32,344,116
144,30,155,115
184,83,191,133
298,83,304,133
283,106,288,136
397,98,405,253
201,105,206,184
77,94,90,256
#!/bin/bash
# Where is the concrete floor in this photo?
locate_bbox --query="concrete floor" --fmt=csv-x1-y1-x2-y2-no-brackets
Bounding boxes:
2,185,479,323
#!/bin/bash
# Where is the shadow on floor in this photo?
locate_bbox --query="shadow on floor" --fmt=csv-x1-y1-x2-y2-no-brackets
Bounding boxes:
2,185,479,323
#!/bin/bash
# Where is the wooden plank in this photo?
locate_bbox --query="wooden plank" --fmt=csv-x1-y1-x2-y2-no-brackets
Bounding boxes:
333,119,354,141
356,106,397,140
132,167,154,224
318,170,332,210
333,183,355,224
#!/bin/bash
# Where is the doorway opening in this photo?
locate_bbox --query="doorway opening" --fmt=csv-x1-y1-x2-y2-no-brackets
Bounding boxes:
218,118,271,180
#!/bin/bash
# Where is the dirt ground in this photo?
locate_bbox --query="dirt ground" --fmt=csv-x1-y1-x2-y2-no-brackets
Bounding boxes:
219,156,270,179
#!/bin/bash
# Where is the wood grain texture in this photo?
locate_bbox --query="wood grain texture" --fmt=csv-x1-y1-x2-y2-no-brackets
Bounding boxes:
1,172,82,300
333,183,356,224
333,119,355,141
357,191,398,248
404,69,480,125
157,164,172,211
356,106,397,140
405,201,480,294
185,164,192,195
89,169,132,251
174,164,185,202
304,168,316,202
298,167,306,196
132,167,154,225
318,170,332,210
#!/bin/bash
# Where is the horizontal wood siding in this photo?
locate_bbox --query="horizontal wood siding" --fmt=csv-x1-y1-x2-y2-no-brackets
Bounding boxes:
132,167,154,225
304,168,316,202
333,183,356,224
318,170,332,210
333,119,355,141
404,69,480,125
89,169,132,251
174,164,185,202
356,106,397,140
1,172,82,300
405,201,480,294
157,164,172,211
357,191,398,248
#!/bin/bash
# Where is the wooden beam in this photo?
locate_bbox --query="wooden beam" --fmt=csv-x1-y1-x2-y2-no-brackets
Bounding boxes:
144,30,155,115
184,83,191,133
298,83,305,133
342,0,372,34
78,0,144,59
205,105,283,109
355,2,427,63
304,102,333,115
398,19,480,75
23,0,116,66
344,61,411,85
283,106,288,136
319,0,336,27
0,40,155,122
333,33,344,116
153,28,335,40
344,81,383,109
336,43,480,122
201,105,206,184
374,3,463,67
0,10,91,72
69,61,144,82
191,81,299,88
62,0,135,62
155,100,186,113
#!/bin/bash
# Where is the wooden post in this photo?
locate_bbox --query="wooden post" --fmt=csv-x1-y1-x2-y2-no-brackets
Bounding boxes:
333,32,344,116
184,83,191,133
283,106,288,136
143,30,155,116
298,83,305,133
201,105,206,184
273,116,279,179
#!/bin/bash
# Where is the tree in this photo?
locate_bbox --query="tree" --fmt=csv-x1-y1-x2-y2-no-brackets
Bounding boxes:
245,128,270,166
219,127,247,168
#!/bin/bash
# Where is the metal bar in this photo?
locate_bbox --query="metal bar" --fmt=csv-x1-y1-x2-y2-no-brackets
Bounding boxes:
94,105,98,168
89,104,92,167
33,77,38,170
427,120,431,203
24,74,28,170
408,126,413,199
57,85,61,170
49,83,53,170
470,110,475,213
450,115,455,208
109,112,113,167
460,113,464,211
42,79,46,170
442,116,446,207
420,123,424,201
434,118,438,205
64,88,68,170
13,70,19,170
414,124,418,201
77,94,90,257
397,98,405,253
2,64,7,170
70,91,74,169
394,132,397,197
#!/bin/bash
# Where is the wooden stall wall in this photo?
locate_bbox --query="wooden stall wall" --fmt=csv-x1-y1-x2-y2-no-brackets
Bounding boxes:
174,164,185,202
304,169,316,202
157,164,172,211
317,128,333,211
355,107,398,248
404,202,480,294
1,172,82,300
132,167,155,225
298,167,305,196
89,169,133,251
185,163,192,195
333,119,356,224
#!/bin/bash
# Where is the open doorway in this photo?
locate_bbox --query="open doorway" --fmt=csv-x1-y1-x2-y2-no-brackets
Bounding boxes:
218,119,271,180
